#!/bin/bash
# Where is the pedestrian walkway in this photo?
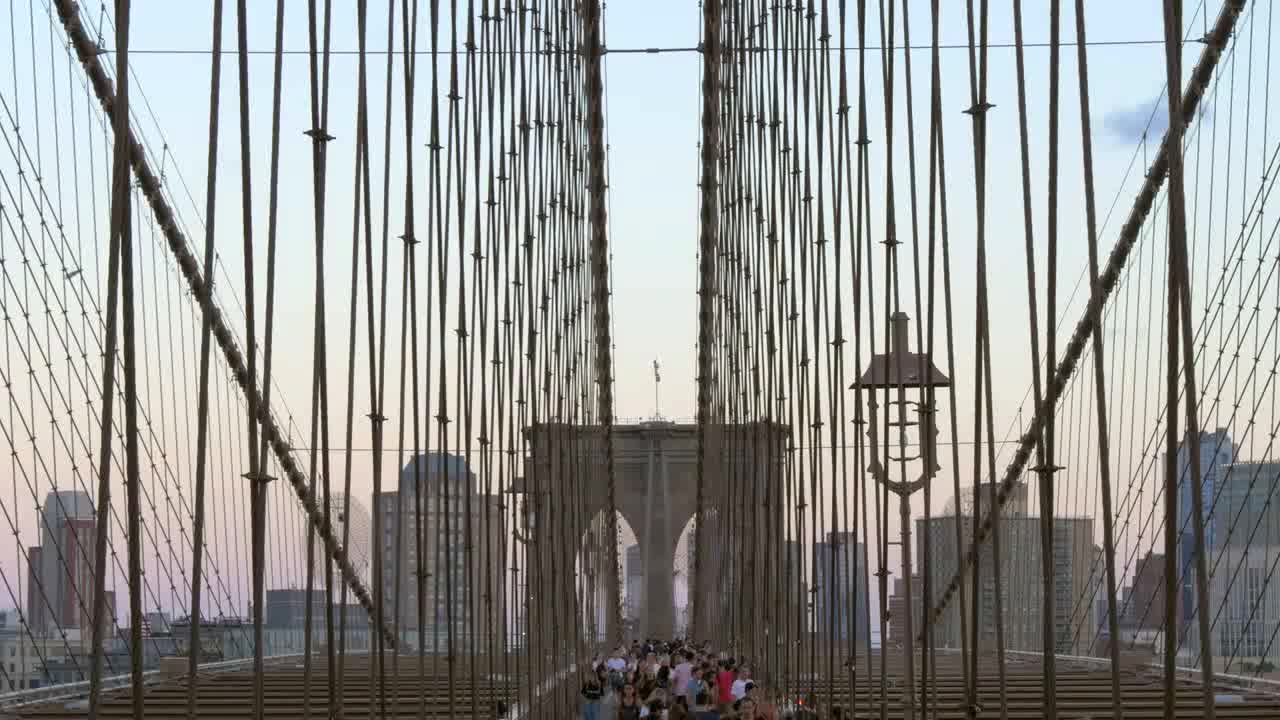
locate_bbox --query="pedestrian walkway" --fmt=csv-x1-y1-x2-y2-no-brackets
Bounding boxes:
578,639,778,719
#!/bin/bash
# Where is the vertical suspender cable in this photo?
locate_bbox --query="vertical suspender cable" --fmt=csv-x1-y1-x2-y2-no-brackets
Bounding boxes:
338,0,371,712
182,1,223,712
1160,4,1182,709
1071,2,1124,716
106,2,143,717
963,1,1009,718
1042,1,1062,715
581,0,619,650
1161,1,1217,717
230,1,267,718
694,0,721,649
255,0,288,699
86,0,136,715
1007,4,1049,705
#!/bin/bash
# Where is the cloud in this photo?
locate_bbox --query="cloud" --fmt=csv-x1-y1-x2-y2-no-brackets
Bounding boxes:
1102,96,1169,144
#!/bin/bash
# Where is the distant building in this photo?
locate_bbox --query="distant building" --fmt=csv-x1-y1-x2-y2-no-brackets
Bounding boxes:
1088,546,1107,635
264,588,370,630
138,611,172,638
782,540,810,633
1206,460,1280,661
0,626,90,690
25,547,41,631
170,617,252,662
1176,429,1234,630
376,453,505,649
946,482,1030,518
625,544,643,620
888,575,923,646
1122,551,1168,632
813,532,870,644
102,591,117,637
259,588,372,655
27,491,110,639
919,512,1096,655
577,512,613,643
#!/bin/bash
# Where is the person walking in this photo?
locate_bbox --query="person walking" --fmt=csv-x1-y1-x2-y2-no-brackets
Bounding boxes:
730,668,751,701
673,651,694,701
715,661,735,712
685,666,706,705
582,671,605,720
618,684,642,720
734,698,761,720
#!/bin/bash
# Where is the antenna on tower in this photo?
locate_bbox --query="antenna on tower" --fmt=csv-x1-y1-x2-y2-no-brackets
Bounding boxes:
653,359,662,420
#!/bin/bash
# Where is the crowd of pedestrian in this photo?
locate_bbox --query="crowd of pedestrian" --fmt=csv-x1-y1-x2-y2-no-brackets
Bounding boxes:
580,638,816,720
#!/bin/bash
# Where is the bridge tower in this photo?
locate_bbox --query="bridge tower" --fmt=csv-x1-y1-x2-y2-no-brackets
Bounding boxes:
516,421,787,648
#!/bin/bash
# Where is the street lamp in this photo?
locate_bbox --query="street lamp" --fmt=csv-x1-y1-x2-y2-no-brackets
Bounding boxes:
853,311,949,720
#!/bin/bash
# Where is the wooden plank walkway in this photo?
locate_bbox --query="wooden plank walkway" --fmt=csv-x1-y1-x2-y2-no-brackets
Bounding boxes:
11,652,1280,718
12,656,538,720
786,653,1280,719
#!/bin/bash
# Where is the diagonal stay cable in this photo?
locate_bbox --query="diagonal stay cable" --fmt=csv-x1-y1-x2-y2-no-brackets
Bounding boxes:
926,0,1247,625
48,0,397,648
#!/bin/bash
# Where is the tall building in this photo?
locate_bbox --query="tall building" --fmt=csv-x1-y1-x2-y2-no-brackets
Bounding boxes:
1121,551,1168,631
27,491,105,639
0,623,67,691
625,544,642,620
376,453,505,649
264,588,370,631
1090,543,1111,632
142,611,172,637
1176,429,1234,630
813,532,870,644
1206,460,1280,661
918,513,1096,655
888,575,923,646
946,482,1030,518
781,540,809,634
26,547,41,631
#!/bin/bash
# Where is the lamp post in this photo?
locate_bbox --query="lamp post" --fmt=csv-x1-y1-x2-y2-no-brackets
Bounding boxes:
853,312,949,720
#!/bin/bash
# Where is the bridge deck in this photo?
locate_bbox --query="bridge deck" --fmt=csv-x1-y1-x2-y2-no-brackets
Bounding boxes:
11,653,1280,719
11,656,528,720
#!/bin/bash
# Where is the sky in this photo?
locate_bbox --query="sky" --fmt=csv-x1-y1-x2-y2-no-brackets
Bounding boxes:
104,0,1203,430
3,0,1277,639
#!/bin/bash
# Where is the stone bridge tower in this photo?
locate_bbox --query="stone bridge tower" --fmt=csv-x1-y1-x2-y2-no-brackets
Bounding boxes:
516,420,788,649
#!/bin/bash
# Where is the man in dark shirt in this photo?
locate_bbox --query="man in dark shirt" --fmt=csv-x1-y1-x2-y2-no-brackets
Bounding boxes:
581,673,605,720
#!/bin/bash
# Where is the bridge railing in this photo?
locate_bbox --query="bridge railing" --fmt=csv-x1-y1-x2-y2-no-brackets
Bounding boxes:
0,652,305,712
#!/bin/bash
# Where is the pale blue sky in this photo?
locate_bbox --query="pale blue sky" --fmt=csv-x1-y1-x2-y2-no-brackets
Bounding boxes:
110,0,1205,430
